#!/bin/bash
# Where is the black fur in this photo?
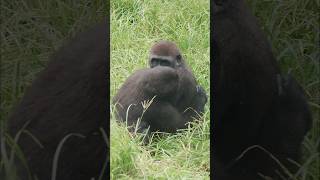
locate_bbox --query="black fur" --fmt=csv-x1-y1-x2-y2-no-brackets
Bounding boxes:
212,0,312,179
5,21,108,180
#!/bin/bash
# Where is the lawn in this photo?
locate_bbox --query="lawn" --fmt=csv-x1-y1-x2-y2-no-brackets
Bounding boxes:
110,0,210,179
110,0,319,179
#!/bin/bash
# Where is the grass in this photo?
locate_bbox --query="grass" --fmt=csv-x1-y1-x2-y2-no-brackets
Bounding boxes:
110,0,210,179
110,109,210,179
111,0,319,179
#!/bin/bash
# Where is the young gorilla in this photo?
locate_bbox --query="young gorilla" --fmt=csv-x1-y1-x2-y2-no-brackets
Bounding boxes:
113,41,207,134
4,21,108,180
212,1,312,179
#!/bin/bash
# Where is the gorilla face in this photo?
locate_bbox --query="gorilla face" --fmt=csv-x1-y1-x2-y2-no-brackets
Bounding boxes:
149,55,181,68
149,40,184,69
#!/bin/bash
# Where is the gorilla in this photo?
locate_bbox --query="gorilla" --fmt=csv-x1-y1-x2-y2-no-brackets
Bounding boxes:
113,41,207,134
2,21,108,180
149,41,207,115
212,0,312,179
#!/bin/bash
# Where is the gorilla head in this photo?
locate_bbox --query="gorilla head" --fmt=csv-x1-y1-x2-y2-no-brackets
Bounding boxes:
149,40,184,68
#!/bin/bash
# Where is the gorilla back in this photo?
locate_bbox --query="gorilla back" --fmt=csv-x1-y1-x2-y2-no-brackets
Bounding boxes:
5,21,108,180
113,65,207,134
113,67,184,133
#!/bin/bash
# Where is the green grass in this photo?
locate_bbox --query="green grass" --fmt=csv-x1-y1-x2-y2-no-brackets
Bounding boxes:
110,0,210,179
111,0,319,179
247,0,319,179
110,109,210,179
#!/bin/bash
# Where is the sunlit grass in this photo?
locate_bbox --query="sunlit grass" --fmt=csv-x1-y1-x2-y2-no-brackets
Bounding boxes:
110,0,210,179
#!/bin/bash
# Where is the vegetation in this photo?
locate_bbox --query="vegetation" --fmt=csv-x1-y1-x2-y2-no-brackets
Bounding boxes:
110,0,210,179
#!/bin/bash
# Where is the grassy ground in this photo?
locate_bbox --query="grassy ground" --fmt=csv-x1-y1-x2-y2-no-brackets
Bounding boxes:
247,0,319,179
110,0,210,179
111,0,319,179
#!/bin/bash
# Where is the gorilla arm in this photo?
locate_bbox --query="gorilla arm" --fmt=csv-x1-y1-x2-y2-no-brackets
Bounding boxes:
113,66,179,108
182,85,207,121
141,67,207,132
140,66,179,99
113,66,184,133
143,101,187,133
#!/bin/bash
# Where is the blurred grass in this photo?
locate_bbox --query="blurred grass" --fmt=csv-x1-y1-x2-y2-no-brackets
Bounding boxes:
0,0,106,179
0,0,106,124
110,0,210,179
247,0,319,179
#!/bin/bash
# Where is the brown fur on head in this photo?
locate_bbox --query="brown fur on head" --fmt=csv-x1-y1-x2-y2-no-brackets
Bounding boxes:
149,40,185,68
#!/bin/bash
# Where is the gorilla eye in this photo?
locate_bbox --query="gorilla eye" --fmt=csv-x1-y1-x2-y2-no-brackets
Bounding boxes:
150,58,160,68
160,60,171,67
176,54,182,60
150,58,172,68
